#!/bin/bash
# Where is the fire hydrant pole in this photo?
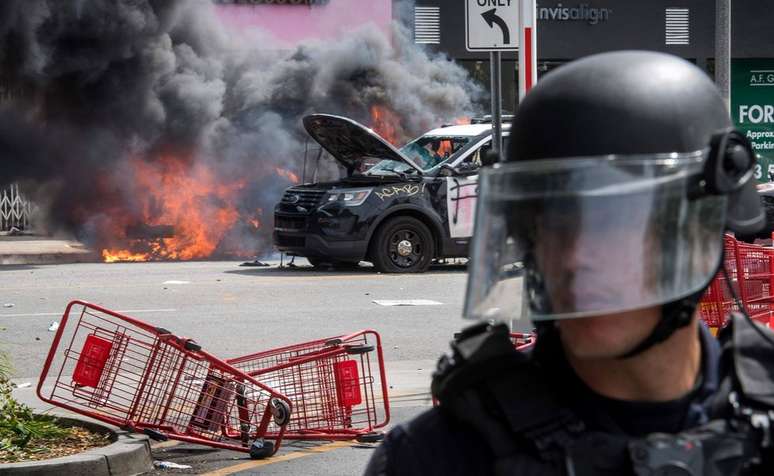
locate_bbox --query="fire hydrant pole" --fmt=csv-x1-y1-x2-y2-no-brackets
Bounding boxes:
715,0,731,109
490,51,503,161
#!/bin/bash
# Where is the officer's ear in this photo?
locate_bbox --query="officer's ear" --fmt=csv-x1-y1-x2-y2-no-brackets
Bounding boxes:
703,129,765,235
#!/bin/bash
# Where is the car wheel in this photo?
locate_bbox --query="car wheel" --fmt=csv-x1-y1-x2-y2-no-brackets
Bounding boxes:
370,216,434,273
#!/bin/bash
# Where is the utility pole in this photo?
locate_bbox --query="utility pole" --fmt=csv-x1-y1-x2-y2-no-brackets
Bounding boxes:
715,0,731,109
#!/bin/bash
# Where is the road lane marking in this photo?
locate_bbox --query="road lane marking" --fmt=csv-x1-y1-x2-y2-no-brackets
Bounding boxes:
199,440,354,475
163,280,191,284
0,308,177,318
373,299,442,306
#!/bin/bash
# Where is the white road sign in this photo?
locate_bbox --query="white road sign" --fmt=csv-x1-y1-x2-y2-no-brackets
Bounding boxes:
466,0,520,51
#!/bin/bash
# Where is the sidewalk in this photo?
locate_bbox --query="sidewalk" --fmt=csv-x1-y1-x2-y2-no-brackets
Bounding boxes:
0,236,97,265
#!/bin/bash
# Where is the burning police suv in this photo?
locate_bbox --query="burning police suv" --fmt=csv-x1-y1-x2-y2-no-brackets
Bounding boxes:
273,113,509,272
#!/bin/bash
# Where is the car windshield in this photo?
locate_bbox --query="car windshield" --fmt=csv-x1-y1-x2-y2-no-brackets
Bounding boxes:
363,136,472,176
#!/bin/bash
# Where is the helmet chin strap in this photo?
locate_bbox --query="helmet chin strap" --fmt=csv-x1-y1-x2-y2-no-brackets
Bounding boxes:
615,288,703,359
616,251,726,360
531,287,705,360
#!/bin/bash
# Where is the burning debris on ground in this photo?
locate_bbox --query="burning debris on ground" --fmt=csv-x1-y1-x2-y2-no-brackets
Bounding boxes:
0,0,483,262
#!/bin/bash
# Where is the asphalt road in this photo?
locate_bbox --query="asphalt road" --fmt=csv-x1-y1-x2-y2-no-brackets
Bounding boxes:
1,259,528,475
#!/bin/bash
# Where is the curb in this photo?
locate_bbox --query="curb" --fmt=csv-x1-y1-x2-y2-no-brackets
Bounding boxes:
0,252,99,266
0,417,153,476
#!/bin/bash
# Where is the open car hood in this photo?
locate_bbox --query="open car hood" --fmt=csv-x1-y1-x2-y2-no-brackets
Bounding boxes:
303,113,423,175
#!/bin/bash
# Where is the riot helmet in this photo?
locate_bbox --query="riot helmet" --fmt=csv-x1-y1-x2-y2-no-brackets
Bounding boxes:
464,51,763,352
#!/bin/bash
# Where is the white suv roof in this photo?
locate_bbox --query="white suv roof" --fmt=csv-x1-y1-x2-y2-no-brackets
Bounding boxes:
422,122,512,137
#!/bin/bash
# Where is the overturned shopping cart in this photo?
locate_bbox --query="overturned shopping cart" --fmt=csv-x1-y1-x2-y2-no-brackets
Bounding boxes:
37,300,293,458
227,330,390,441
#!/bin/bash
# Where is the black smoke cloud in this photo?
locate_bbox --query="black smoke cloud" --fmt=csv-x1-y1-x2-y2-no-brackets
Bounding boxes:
0,0,483,257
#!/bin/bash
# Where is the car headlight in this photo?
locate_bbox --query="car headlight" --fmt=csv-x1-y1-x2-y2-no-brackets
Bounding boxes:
325,188,372,206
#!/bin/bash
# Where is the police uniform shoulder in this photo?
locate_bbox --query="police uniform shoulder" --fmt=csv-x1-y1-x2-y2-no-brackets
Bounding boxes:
364,407,493,476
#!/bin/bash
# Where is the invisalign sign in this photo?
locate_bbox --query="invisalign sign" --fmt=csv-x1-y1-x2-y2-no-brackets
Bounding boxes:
537,3,612,25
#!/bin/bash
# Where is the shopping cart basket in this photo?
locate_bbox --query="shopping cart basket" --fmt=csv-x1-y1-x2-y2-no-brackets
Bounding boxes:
38,300,293,458
227,330,389,441
510,332,536,351
699,235,774,330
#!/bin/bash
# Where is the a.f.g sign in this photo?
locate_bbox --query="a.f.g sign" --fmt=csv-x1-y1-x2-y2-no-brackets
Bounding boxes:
732,59,774,183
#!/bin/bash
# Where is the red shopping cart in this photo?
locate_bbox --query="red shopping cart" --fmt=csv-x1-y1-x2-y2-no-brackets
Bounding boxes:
510,332,537,351
699,235,774,331
37,300,292,458
227,330,390,441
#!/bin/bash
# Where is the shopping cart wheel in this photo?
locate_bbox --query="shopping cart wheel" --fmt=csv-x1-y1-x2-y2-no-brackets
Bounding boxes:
344,344,374,355
356,432,385,443
143,428,169,441
270,398,291,426
249,439,275,459
184,339,202,352
324,338,343,346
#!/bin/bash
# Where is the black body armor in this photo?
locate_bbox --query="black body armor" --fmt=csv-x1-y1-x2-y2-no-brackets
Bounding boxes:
430,316,774,476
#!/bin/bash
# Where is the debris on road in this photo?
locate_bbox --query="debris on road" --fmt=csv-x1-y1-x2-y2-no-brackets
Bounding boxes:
240,259,270,267
154,461,192,470
48,321,59,332
12,382,31,389
3,303,14,308
372,300,443,306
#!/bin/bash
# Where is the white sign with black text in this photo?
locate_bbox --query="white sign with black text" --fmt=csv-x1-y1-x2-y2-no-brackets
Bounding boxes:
466,0,520,51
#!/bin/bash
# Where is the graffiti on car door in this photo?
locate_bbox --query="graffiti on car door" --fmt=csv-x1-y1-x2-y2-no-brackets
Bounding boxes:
446,176,478,238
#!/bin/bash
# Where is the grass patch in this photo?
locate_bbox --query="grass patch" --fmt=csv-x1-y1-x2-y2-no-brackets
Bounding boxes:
0,350,110,463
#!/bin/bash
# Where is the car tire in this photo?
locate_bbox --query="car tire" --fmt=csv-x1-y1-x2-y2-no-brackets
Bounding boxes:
370,216,434,273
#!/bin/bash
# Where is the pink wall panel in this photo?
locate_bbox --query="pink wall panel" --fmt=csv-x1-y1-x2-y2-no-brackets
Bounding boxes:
216,1,393,46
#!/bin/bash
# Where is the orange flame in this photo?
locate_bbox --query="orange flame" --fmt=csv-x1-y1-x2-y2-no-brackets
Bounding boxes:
248,208,262,229
454,117,471,125
369,105,404,145
102,249,149,263
101,155,246,262
275,167,300,184
437,139,454,158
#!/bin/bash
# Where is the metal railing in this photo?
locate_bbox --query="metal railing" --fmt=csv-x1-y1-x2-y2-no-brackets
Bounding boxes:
0,183,32,231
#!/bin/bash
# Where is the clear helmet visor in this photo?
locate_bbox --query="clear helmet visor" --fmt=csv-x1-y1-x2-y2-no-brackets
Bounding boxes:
464,152,727,322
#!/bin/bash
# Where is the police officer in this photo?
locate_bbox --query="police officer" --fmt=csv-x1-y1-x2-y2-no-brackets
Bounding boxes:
365,51,774,475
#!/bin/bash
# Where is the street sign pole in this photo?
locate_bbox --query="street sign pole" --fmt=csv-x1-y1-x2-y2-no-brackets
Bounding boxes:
490,51,503,159
518,0,537,101
465,0,519,161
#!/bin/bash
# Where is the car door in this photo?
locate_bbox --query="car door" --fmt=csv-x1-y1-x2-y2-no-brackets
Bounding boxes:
444,138,491,239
